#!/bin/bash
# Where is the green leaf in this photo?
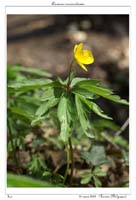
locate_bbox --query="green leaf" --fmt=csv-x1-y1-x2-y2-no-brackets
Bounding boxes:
57,72,75,86
16,101,37,115
8,137,24,151
46,137,64,150
75,80,129,105
70,77,88,87
40,88,55,101
57,95,74,142
7,173,62,187
75,94,95,138
114,136,129,150
79,95,112,120
36,98,59,117
7,117,17,136
72,79,101,88
72,87,99,100
19,96,40,106
35,102,48,116
19,66,52,78
93,119,120,131
101,133,129,150
31,116,45,126
8,65,52,78
57,77,68,86
10,107,34,120
77,82,113,95
8,79,62,93
80,172,92,184
42,171,52,177
92,175,102,187
40,88,63,101
7,66,26,81
120,181,129,187
68,71,76,83
122,150,129,166
28,154,47,175
101,94,129,105
81,145,108,166
93,167,106,177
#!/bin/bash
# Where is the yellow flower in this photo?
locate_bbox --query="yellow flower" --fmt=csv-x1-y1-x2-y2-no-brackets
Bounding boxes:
74,43,94,71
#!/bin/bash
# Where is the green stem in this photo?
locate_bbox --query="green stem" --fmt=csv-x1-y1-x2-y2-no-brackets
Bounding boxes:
7,119,20,171
63,59,75,185
67,59,74,89
69,137,74,185
63,142,70,184
63,137,74,186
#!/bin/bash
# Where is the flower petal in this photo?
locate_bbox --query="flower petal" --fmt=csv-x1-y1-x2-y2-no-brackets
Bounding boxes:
74,44,78,54
78,50,94,64
75,43,83,54
78,62,88,71
74,43,94,72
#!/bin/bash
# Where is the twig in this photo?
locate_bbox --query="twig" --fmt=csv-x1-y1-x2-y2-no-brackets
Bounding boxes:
115,118,129,136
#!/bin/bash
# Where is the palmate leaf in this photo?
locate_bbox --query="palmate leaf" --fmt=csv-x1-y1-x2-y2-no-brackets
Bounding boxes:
93,167,107,177
75,94,95,138
81,145,108,166
74,79,129,105
80,172,92,184
80,167,106,186
57,94,75,142
92,175,102,187
78,95,112,120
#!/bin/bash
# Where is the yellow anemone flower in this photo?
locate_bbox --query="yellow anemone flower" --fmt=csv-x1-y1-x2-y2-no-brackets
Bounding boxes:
74,43,94,71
